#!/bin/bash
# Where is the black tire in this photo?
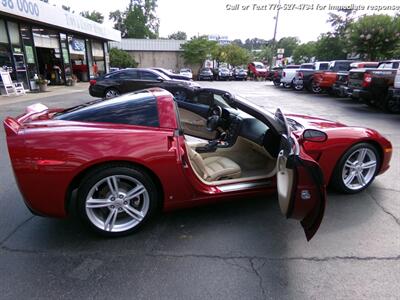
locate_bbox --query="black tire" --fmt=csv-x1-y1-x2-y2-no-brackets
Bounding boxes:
382,94,400,114
311,82,322,94
273,79,281,86
293,81,304,91
104,88,120,99
330,143,380,194
77,164,159,237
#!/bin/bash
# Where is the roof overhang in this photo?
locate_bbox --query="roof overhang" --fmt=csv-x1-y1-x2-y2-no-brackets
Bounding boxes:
0,0,121,41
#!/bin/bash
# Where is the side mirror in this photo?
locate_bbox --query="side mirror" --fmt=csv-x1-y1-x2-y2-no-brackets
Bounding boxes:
303,129,327,142
156,76,164,82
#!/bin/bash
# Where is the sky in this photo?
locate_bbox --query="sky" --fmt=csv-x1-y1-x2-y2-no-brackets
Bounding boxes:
51,0,400,43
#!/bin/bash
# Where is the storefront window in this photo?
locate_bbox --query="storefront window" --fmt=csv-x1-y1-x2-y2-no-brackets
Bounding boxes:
92,40,105,77
69,35,88,81
85,39,94,78
60,34,71,79
33,27,64,85
0,19,12,70
20,24,38,89
7,21,29,89
104,41,110,74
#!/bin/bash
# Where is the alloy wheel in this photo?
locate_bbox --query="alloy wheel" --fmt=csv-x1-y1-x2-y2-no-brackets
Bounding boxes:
85,175,150,233
105,89,120,99
341,148,377,191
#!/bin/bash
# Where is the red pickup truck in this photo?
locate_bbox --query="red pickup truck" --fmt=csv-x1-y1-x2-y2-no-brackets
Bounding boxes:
312,60,354,94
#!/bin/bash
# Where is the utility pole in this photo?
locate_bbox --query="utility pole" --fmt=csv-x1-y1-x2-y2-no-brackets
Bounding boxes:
271,0,281,67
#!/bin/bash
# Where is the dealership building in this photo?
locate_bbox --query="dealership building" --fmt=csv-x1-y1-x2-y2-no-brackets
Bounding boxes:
0,0,120,91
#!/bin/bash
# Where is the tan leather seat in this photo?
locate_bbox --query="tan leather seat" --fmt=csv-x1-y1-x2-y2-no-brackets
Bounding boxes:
186,146,241,181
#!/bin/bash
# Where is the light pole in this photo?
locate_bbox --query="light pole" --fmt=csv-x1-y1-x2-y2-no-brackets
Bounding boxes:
271,0,281,67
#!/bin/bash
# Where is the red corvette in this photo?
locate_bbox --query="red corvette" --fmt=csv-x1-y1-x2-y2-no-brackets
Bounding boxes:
4,88,392,240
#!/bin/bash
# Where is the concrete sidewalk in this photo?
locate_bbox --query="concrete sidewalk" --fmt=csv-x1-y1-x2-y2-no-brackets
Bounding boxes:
0,82,89,106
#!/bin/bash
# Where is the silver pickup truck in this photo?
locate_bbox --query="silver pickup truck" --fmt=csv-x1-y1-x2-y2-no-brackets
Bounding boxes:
387,69,400,113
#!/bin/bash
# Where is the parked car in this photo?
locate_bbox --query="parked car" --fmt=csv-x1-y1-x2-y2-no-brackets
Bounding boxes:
198,68,214,81
280,64,302,88
266,66,282,82
4,88,392,239
217,67,231,81
88,68,199,99
347,60,400,109
179,68,193,79
151,67,192,81
313,60,355,94
332,62,379,97
387,68,400,113
293,62,330,91
270,67,284,86
233,68,248,80
248,62,268,80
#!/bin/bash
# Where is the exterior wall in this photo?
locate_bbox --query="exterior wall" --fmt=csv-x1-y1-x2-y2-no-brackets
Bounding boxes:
128,51,198,73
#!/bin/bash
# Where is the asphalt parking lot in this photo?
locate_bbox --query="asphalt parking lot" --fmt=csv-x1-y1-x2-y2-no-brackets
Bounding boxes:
0,81,399,299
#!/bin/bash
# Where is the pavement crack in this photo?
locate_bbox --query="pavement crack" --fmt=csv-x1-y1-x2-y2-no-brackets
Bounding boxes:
367,191,400,226
1,247,399,262
0,215,35,247
250,258,268,299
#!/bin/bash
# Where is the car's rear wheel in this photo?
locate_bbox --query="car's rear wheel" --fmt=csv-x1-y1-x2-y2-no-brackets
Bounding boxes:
104,88,120,99
77,165,159,237
331,143,380,194
382,94,400,114
273,79,281,86
311,82,322,94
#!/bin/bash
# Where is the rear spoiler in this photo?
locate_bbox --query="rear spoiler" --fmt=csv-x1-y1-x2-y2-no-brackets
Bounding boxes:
3,103,49,136
3,117,21,136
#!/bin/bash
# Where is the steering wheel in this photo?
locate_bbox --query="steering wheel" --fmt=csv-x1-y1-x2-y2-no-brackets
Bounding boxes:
206,105,222,131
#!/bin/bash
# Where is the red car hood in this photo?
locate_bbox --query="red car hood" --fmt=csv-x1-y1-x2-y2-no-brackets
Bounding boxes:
286,114,347,130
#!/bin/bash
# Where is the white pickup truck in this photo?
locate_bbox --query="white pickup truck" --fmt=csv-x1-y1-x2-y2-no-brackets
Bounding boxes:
387,68,400,113
280,64,303,88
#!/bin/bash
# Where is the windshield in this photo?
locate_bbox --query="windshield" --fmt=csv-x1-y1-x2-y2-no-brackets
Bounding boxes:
180,69,191,72
255,64,265,69
301,64,314,69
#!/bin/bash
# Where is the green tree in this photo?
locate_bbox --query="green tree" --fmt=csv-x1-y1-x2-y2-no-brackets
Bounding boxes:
327,9,356,36
346,15,400,60
181,37,218,69
109,0,159,38
255,45,274,65
224,44,250,66
292,42,316,64
109,48,138,68
314,34,346,61
276,37,300,57
80,11,104,23
167,31,187,40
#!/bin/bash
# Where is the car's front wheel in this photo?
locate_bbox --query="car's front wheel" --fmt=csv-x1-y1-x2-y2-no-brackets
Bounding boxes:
331,143,380,194
104,88,120,99
78,164,159,236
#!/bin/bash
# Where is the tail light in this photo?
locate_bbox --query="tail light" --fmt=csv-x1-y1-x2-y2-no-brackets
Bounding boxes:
89,79,97,86
298,72,304,79
283,72,286,77
362,73,372,87
274,71,278,78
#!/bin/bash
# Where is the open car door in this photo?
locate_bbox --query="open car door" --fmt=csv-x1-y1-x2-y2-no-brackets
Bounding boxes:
275,110,326,241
